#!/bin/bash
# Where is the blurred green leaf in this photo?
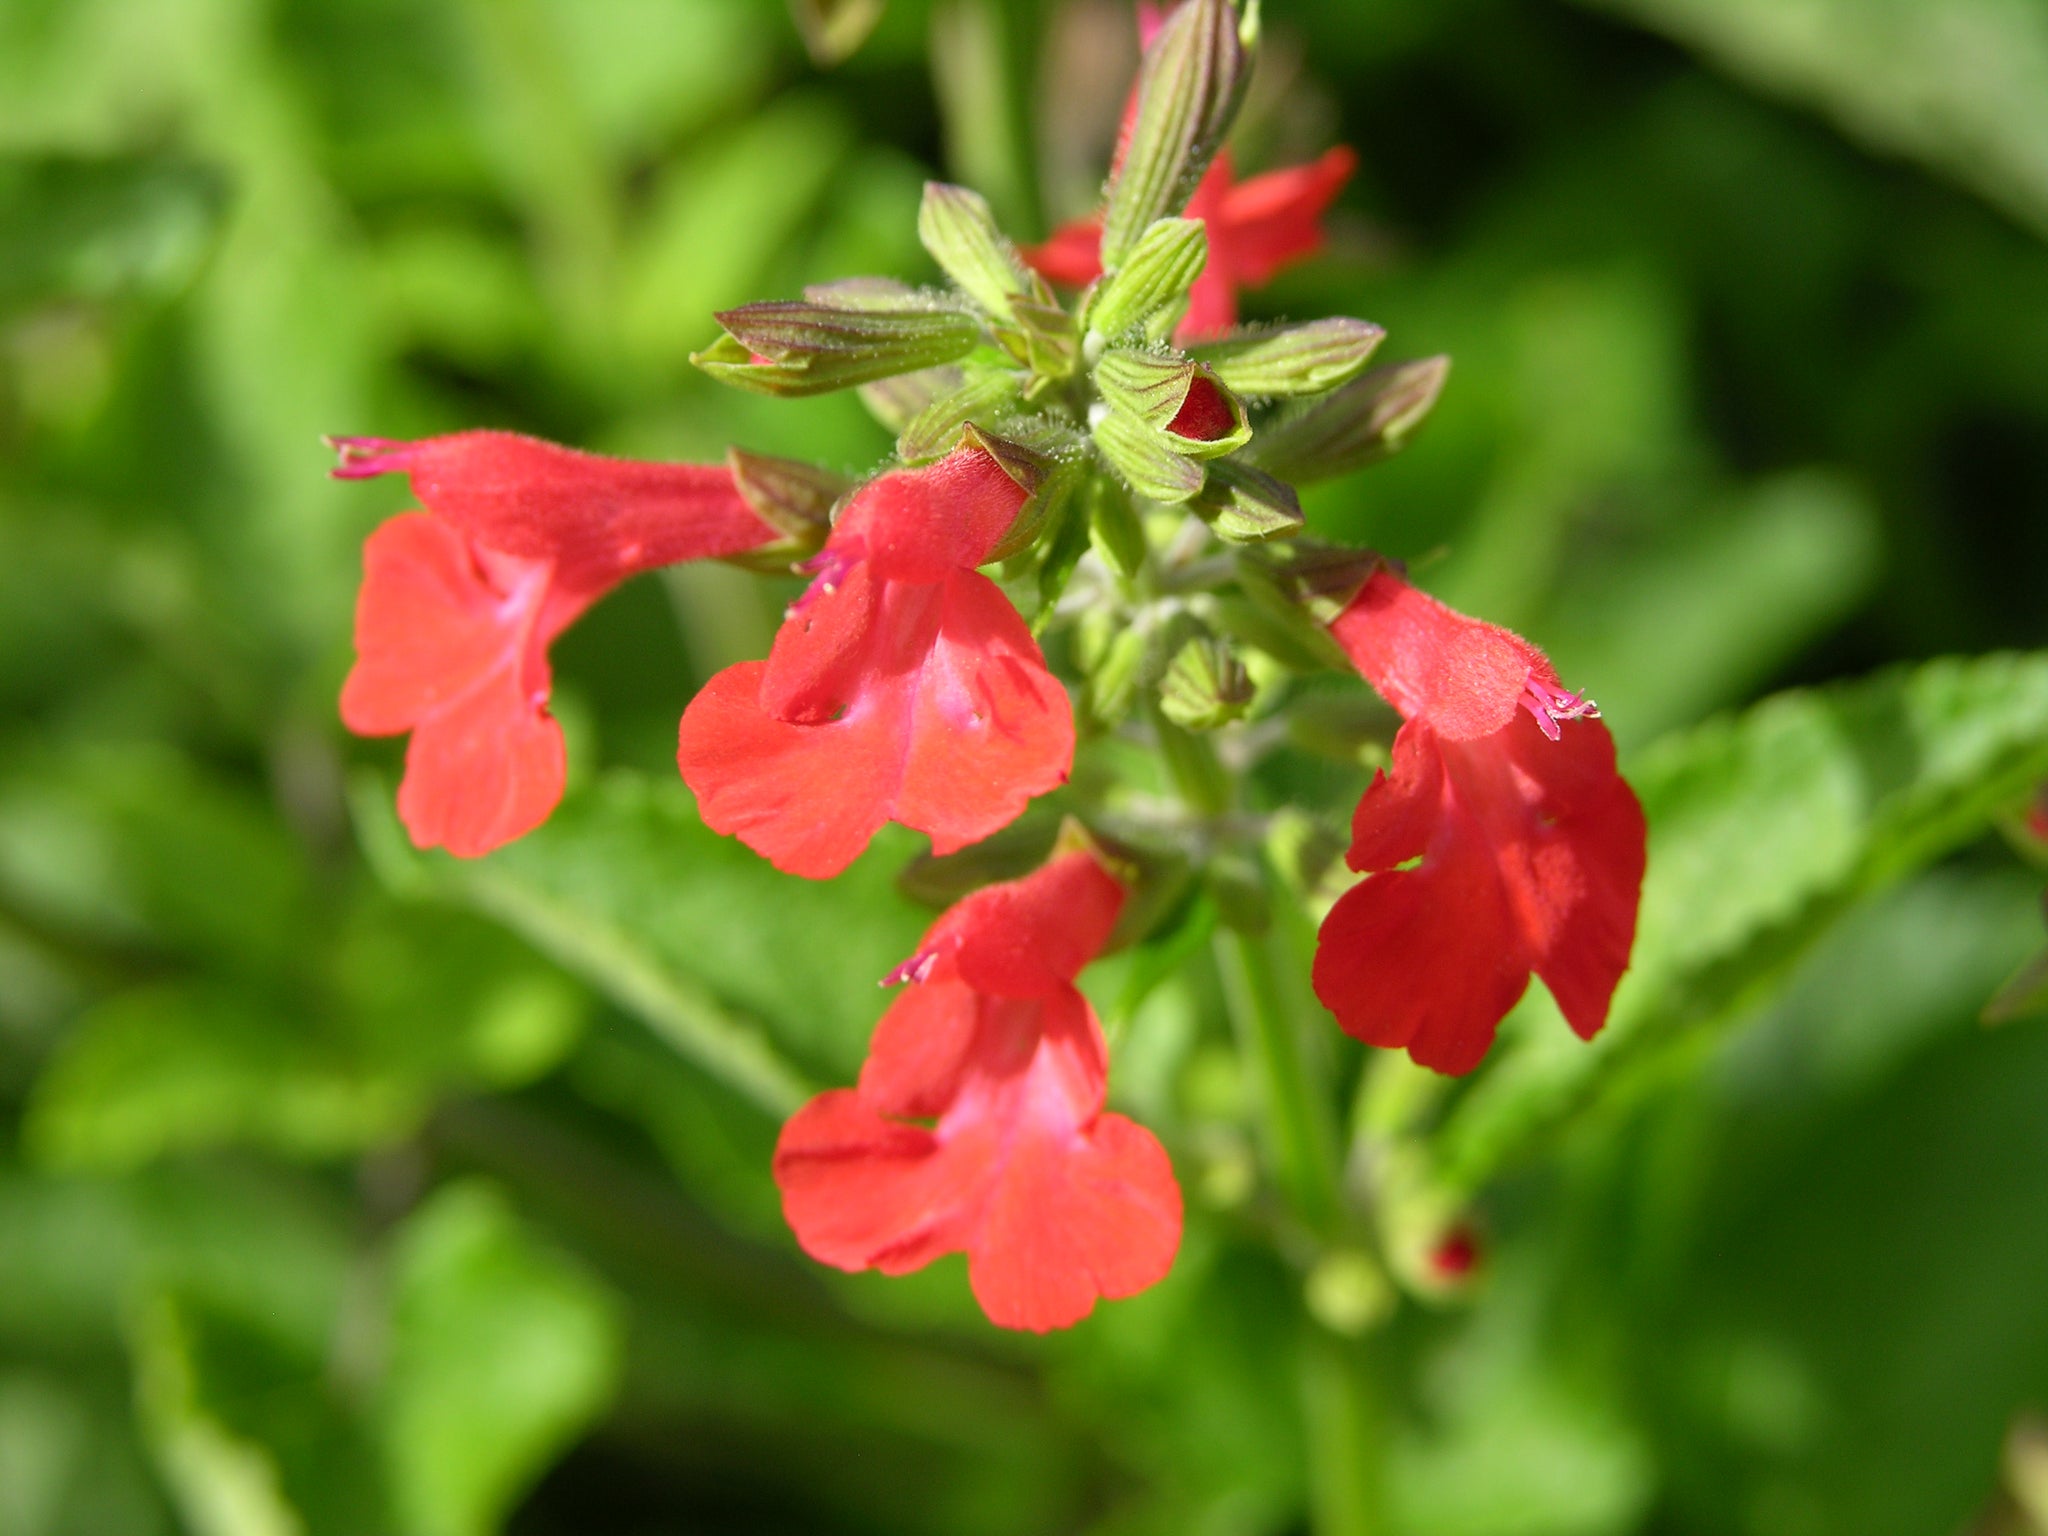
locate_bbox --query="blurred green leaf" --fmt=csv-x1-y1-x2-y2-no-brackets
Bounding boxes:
1577,0,2048,244
379,1182,621,1536
356,770,929,1106
134,1285,393,1536
1437,651,2048,1189
24,986,422,1173
0,154,225,316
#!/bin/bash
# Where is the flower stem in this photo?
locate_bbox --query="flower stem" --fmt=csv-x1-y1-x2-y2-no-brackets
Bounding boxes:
1215,922,1341,1232
1301,1326,1385,1536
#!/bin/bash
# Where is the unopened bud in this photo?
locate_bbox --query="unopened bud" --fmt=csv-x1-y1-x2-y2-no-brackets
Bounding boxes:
1090,404,1206,504
1087,480,1151,581
896,370,1023,463
694,296,983,396
1246,355,1450,484
917,182,1045,323
1084,621,1150,726
1086,218,1208,339
1191,459,1303,542
1095,351,1249,457
1100,0,1253,270
858,365,965,432
1305,1249,1396,1337
1008,298,1081,387
1193,317,1385,398
725,449,848,543
1159,634,1253,731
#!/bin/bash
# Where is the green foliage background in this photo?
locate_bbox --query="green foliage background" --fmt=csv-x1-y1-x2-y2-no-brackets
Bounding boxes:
3,1,2048,1533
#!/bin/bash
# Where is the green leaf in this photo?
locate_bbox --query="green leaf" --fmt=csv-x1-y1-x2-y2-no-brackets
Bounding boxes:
133,1290,391,1536
379,1183,621,1536
1574,0,2048,244
1436,652,2048,1190
354,771,931,1109
0,153,225,316
23,987,422,1173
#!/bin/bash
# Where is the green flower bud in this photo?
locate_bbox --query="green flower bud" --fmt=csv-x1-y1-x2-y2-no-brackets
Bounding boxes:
1095,350,1251,457
1100,0,1254,270
1191,459,1303,542
1159,634,1254,731
694,295,983,396
896,369,1023,464
917,182,1046,324
1246,355,1450,483
1192,317,1385,399
1085,218,1208,339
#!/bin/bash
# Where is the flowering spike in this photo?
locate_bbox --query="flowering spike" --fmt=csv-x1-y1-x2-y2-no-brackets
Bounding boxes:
677,442,1075,879
333,431,777,856
1311,569,1646,1074
774,851,1182,1332
1099,0,1252,271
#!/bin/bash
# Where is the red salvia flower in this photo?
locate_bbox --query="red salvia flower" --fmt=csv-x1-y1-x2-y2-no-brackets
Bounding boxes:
1312,569,1647,1075
774,849,1182,1332
676,442,1074,880
334,431,777,857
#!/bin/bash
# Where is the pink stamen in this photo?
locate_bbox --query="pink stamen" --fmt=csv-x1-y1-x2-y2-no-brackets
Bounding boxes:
787,547,856,617
1519,675,1600,742
882,950,939,987
326,436,413,480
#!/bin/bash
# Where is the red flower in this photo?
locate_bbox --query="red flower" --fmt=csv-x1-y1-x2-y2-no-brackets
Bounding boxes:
334,431,777,857
676,443,1074,879
1312,569,1647,1075
774,849,1182,1332
1025,147,1356,341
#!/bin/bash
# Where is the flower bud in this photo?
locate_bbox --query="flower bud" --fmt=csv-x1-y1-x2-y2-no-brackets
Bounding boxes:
1192,317,1385,398
896,370,1024,463
1095,351,1250,457
1100,0,1254,270
917,181,1046,323
1190,459,1303,542
724,448,847,553
1305,1249,1396,1338
1007,297,1081,386
1089,403,1206,504
1085,218,1208,339
1245,355,1450,483
858,365,965,432
1088,480,1151,581
1159,634,1253,731
694,295,984,396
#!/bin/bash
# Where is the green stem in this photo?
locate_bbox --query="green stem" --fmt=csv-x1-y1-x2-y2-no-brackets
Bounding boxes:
1301,1327,1385,1536
1216,922,1340,1232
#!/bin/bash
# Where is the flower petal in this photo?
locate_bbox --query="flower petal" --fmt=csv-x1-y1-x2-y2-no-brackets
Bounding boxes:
394,662,567,857
1020,216,1106,288
1313,799,1534,1075
675,661,905,880
1217,145,1356,288
332,430,775,592
1494,712,1646,1040
1330,569,1546,740
894,572,1075,857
